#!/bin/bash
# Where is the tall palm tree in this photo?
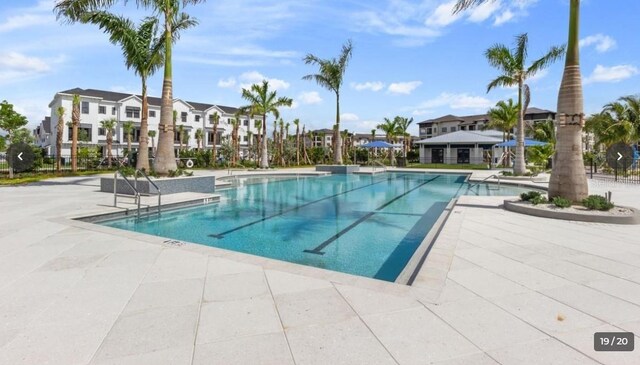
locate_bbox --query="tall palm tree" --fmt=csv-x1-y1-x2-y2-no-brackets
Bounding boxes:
55,106,65,172
302,39,353,164
176,124,185,152
455,0,589,199
278,119,285,166
619,95,640,141
71,94,80,172
122,120,134,159
395,116,413,158
195,128,203,151
100,118,117,167
78,13,182,171
293,118,300,165
240,80,293,169
56,0,204,175
485,99,519,166
254,119,262,165
483,33,564,175
148,129,156,157
210,111,220,166
378,118,398,166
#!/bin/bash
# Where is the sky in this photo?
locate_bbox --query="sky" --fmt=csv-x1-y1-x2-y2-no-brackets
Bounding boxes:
1,0,639,136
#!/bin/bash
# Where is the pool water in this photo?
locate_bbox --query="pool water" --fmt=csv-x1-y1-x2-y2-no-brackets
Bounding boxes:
102,173,531,282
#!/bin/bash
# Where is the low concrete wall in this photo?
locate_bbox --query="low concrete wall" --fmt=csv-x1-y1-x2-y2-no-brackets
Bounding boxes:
101,175,216,195
315,165,360,174
503,200,640,225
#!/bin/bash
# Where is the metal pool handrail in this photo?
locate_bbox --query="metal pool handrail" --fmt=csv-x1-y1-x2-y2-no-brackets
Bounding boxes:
468,174,501,189
135,169,161,216
113,170,141,218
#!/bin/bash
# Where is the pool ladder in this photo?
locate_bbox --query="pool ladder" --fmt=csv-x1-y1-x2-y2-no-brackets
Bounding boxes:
113,169,162,219
468,174,501,190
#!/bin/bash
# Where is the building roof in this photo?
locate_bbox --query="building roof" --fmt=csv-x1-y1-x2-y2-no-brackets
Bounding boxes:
56,88,242,115
41,117,51,133
416,130,503,145
418,107,554,126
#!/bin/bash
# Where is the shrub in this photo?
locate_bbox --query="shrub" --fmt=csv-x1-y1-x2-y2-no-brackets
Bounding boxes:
530,195,548,205
552,196,572,208
582,195,614,211
118,166,136,177
520,191,542,201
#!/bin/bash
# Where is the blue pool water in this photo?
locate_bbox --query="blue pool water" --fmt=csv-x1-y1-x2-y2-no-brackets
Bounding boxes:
102,173,531,282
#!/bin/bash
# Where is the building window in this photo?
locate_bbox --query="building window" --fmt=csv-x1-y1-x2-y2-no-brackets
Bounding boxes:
243,136,248,142
98,128,106,136
81,101,89,114
195,115,200,122
149,110,156,118
98,106,106,114
450,127,457,132
426,127,432,134
441,127,447,133
112,107,116,115
468,125,476,131
243,119,249,126
68,127,92,142
125,106,140,118
181,112,187,123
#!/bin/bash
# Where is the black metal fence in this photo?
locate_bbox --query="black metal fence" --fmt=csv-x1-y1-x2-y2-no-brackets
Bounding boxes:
0,154,120,175
587,155,640,184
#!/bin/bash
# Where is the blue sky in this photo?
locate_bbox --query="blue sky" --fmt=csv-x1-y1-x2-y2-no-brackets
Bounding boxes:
1,0,638,135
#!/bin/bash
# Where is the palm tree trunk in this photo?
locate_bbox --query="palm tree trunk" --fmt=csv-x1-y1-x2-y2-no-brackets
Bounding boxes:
513,78,527,175
56,122,63,172
154,12,177,175
212,125,217,167
296,125,300,165
107,133,113,168
261,114,269,168
71,104,79,173
137,79,150,171
334,93,343,164
549,0,589,201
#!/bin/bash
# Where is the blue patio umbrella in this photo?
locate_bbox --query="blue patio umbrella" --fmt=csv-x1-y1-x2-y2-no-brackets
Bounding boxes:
360,141,402,148
494,139,548,147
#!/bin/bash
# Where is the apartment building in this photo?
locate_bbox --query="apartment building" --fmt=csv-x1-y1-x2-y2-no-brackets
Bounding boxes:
37,88,263,158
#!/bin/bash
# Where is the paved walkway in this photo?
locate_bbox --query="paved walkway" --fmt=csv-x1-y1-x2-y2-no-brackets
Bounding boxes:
0,168,639,364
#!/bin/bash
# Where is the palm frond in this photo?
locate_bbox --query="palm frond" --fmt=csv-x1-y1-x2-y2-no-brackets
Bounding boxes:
487,75,516,92
485,44,514,73
526,44,566,77
514,33,528,67
453,0,492,14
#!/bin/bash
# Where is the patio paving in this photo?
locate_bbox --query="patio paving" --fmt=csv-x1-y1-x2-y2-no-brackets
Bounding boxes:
0,168,639,364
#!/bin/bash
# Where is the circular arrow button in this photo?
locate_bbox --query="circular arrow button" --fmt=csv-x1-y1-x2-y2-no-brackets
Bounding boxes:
7,142,35,173
606,142,634,169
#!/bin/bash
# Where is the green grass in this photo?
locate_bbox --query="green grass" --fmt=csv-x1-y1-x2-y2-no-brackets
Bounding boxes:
406,163,490,170
0,171,109,186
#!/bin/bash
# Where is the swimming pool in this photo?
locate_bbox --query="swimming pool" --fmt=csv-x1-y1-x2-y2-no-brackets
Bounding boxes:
101,173,533,282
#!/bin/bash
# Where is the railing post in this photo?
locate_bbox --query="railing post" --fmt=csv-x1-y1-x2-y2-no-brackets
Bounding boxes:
614,160,618,181
113,171,118,207
590,157,593,179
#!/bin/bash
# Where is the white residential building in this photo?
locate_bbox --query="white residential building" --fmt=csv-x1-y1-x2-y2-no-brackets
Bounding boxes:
37,88,263,158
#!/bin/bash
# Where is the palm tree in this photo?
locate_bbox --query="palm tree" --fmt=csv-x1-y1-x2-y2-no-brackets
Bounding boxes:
619,95,640,142
210,111,220,166
483,33,564,175
254,119,262,165
122,120,134,160
195,128,203,151
176,124,185,152
378,117,398,166
485,99,519,166
55,0,203,175
395,116,413,158
293,118,300,165
302,39,353,164
148,129,156,157
78,14,170,171
71,94,80,172
100,118,117,167
240,80,293,169
55,106,65,172
278,119,285,166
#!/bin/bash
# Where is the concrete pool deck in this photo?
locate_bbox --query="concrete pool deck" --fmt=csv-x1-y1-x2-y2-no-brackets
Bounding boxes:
1,168,639,364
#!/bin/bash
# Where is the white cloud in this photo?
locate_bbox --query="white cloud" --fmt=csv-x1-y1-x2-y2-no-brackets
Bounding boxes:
0,52,53,85
341,113,359,122
528,69,548,83
388,81,422,95
417,92,493,110
493,10,514,25
351,81,385,92
425,1,462,27
0,14,53,33
580,34,617,53
468,0,502,23
584,64,639,84
238,71,290,91
298,91,322,105
217,77,237,88
412,109,432,117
